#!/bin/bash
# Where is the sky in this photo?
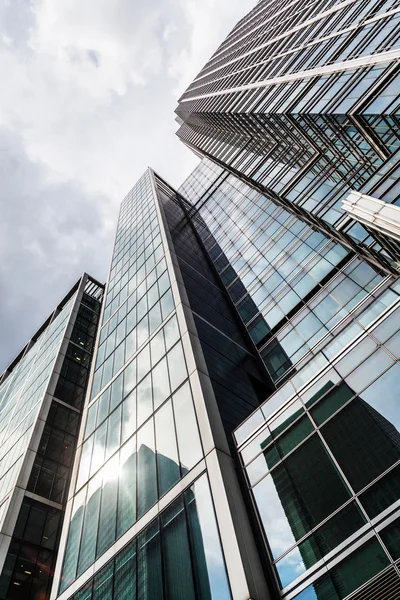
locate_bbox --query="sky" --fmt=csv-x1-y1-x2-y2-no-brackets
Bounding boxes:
0,0,256,372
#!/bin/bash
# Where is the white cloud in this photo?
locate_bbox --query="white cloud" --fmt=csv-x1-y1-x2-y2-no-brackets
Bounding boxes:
0,0,256,369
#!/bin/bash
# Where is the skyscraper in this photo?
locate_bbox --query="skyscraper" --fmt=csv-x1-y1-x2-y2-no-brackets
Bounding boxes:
0,274,103,600
178,156,400,599
50,170,270,600
173,6,400,593
176,0,400,272
5,2,400,600
51,154,400,600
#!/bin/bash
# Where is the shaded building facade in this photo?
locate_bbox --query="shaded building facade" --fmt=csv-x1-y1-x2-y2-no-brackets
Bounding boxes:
0,275,103,600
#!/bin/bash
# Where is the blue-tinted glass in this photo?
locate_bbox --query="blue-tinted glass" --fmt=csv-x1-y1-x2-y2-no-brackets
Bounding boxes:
114,542,136,600
137,521,163,600
78,473,101,575
162,499,196,600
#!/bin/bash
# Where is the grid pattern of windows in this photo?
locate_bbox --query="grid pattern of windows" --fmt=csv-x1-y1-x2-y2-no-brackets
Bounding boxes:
176,153,400,599
180,162,397,388
0,498,63,600
64,475,231,600
236,291,400,598
0,294,76,527
0,279,103,600
59,171,205,596
176,0,400,271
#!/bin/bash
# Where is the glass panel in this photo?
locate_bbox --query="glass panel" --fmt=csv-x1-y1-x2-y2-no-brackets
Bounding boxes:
137,345,151,382
275,501,366,588
344,349,394,393
97,454,119,557
162,499,196,600
152,358,170,410
137,420,157,518
150,329,165,365
90,420,107,478
253,435,351,560
110,374,123,412
105,406,121,460
77,437,93,490
331,537,389,597
268,400,304,439
380,517,400,560
121,390,136,443
93,562,113,600
359,464,400,519
155,402,180,496
137,374,153,427
137,521,163,600
117,436,137,538
164,316,180,350
322,390,400,492
310,382,354,426
172,383,203,473
123,360,136,398
114,542,137,600
74,582,93,600
186,476,232,600
97,388,111,425
273,415,314,459
85,402,98,439
167,343,188,392
359,363,400,431
78,472,102,575
60,487,86,592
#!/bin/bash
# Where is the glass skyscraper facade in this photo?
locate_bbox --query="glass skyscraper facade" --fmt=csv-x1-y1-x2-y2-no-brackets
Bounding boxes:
51,157,400,600
177,157,400,598
51,170,269,600
0,274,103,600
173,4,400,593
176,0,400,272
2,2,398,600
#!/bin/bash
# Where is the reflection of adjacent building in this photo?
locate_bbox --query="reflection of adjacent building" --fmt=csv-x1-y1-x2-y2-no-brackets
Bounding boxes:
255,377,400,595
0,275,103,600
62,445,213,600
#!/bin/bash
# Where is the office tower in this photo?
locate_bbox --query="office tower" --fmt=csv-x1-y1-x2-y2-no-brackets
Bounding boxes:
51,170,270,600
176,0,400,272
181,157,400,599
52,154,400,600
0,274,104,600
49,3,400,599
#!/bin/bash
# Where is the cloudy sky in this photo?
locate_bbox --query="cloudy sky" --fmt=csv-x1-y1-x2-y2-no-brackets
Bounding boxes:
0,0,255,371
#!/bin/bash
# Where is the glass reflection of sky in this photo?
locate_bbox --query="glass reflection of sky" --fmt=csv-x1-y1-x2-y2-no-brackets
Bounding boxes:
293,584,320,600
276,545,306,588
360,363,400,431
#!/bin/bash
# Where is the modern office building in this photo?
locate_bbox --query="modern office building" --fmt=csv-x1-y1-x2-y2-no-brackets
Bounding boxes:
0,274,104,600
173,4,400,594
51,154,400,600
12,2,399,600
180,158,400,599
176,0,400,272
